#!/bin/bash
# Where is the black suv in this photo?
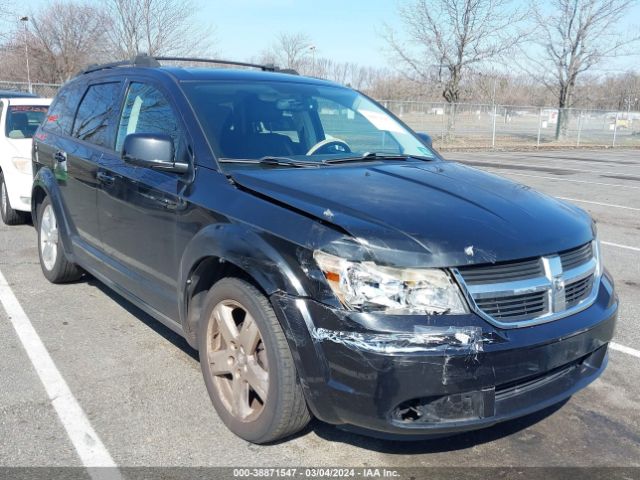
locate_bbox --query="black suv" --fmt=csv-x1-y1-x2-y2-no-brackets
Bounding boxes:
31,55,617,443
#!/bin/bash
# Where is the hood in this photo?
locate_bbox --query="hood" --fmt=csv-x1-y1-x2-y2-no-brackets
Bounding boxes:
231,160,594,267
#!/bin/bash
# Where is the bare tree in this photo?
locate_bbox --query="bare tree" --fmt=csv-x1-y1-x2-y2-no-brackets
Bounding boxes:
267,32,313,71
383,0,528,105
528,0,640,138
18,1,109,82
103,0,215,58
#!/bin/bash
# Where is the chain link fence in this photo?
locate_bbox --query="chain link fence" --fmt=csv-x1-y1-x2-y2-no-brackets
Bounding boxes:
382,101,640,149
0,81,61,99
1,81,638,150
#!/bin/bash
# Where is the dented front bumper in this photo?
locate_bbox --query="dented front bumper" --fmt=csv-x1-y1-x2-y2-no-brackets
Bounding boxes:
270,273,617,438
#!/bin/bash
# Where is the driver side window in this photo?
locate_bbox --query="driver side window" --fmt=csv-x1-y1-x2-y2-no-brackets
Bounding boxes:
116,82,182,155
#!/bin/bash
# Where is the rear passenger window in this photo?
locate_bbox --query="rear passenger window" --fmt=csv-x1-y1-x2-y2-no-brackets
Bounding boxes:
72,82,121,148
115,82,181,153
43,84,82,136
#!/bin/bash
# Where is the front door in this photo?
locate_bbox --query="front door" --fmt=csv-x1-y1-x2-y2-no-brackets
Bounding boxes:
96,81,188,318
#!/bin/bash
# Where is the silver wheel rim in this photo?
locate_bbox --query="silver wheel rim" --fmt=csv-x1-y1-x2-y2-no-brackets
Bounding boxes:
1,181,6,216
206,300,269,422
39,204,58,271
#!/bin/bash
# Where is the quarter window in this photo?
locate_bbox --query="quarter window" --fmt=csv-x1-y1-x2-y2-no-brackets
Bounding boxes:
43,84,83,136
72,82,121,148
116,82,182,154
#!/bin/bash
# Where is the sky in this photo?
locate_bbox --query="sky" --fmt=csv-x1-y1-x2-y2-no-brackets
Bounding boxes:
14,0,640,72
203,0,395,67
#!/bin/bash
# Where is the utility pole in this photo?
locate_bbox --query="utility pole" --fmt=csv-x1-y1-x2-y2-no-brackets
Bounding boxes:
20,16,32,94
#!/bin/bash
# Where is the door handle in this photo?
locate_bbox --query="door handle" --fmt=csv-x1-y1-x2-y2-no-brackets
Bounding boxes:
96,171,115,186
54,151,67,163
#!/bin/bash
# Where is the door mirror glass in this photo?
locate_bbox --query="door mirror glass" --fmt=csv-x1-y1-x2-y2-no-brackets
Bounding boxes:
416,132,432,147
122,133,188,173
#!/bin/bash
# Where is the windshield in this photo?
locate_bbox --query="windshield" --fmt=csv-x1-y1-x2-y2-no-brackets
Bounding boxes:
5,105,48,139
183,81,435,168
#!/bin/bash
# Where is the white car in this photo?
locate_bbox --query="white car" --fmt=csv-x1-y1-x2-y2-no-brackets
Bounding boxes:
0,97,51,225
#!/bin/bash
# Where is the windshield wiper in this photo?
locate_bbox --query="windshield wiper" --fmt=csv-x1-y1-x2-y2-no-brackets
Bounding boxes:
322,152,432,165
219,156,322,168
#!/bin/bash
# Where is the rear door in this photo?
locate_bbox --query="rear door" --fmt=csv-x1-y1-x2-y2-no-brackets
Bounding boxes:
96,80,189,318
60,82,122,249
35,81,122,250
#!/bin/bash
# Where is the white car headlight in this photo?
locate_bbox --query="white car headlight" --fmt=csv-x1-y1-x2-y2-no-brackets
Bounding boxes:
314,251,469,315
11,156,32,175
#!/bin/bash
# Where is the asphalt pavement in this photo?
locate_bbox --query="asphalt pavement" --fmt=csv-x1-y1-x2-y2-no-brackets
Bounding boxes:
0,149,638,478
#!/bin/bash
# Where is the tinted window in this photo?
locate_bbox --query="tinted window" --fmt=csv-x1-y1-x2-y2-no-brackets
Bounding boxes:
5,105,49,139
42,84,82,136
72,82,121,148
116,82,181,153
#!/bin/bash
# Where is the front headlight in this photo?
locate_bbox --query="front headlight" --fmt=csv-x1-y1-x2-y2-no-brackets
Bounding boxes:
314,251,469,315
11,156,32,175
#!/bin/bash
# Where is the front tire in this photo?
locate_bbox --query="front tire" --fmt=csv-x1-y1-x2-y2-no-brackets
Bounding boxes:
0,172,25,225
198,278,310,443
37,197,82,283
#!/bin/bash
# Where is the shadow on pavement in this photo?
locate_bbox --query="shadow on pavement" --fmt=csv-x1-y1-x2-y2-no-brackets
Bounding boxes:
82,273,569,453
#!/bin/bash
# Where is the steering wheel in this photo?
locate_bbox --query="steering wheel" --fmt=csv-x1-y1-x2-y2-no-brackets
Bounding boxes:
306,138,352,155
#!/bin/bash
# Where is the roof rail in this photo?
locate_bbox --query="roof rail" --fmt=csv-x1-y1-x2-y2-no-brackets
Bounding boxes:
77,54,299,76
78,54,160,76
155,56,286,72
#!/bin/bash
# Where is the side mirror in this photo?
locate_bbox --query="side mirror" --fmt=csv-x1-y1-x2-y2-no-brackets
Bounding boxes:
122,133,189,173
416,132,433,147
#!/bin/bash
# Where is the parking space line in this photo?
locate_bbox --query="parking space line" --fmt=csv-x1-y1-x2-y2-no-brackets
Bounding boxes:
601,241,640,252
483,169,640,189
0,268,120,478
610,342,640,359
464,160,640,177
556,197,640,212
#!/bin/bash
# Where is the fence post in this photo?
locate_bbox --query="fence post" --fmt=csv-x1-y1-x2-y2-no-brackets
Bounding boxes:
612,112,619,147
491,104,497,148
576,110,583,147
536,108,543,149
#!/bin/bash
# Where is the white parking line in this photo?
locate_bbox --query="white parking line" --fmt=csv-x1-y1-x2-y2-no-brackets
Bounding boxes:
467,161,640,177
610,342,640,359
483,169,640,189
0,269,120,479
556,197,640,212
510,156,640,170
601,241,640,252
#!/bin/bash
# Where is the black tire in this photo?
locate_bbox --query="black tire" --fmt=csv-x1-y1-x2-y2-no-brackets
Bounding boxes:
0,172,25,225
37,196,82,283
198,278,310,443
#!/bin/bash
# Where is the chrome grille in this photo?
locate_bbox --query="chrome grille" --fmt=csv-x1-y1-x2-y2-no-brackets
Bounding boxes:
565,275,594,308
458,258,543,285
455,241,600,328
560,242,593,271
475,291,548,321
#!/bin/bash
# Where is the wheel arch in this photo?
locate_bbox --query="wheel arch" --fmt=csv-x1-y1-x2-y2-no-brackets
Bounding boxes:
31,167,75,257
178,223,308,348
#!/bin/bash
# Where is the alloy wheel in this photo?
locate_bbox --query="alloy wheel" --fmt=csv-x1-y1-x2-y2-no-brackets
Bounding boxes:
39,204,58,271
1,181,6,216
206,300,269,422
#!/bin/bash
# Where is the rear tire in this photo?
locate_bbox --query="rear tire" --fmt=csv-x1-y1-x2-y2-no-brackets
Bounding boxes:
198,278,310,443
0,172,25,225
37,196,82,283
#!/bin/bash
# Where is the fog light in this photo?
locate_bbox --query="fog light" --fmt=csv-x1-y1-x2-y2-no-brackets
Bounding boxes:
392,388,494,423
